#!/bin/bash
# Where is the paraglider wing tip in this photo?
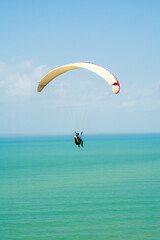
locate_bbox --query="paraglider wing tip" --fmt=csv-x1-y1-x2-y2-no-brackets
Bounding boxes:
111,81,120,94
37,84,45,92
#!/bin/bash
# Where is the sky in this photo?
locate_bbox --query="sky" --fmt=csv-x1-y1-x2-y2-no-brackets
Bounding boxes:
0,0,160,135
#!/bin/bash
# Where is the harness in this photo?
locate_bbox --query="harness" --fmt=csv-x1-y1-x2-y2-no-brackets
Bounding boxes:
74,135,80,145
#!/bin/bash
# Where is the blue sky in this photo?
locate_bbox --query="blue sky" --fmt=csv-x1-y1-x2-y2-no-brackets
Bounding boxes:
0,0,160,135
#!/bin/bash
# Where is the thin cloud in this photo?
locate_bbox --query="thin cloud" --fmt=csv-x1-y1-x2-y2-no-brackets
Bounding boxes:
122,101,137,107
0,61,49,98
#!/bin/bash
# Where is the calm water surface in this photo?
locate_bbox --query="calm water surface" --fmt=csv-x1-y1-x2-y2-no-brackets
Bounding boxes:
0,135,160,239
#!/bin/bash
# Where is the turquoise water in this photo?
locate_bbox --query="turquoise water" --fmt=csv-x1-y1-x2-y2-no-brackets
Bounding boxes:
0,134,160,240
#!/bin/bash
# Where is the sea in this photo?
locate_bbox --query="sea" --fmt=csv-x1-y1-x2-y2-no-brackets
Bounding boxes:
0,134,160,240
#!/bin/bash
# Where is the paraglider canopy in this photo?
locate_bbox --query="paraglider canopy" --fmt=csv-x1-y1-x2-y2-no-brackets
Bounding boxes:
37,62,120,94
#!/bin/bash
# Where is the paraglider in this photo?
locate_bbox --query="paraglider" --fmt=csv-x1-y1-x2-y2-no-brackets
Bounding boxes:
37,62,120,94
37,62,120,148
74,131,83,148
